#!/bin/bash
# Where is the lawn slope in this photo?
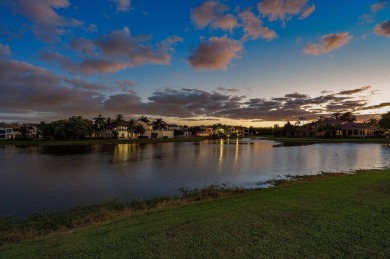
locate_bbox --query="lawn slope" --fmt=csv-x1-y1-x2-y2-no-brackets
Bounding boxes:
1,170,389,258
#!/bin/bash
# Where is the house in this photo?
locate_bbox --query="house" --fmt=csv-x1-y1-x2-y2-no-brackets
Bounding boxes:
196,127,213,137
294,118,375,138
134,120,174,139
114,123,132,139
0,124,18,139
339,122,375,138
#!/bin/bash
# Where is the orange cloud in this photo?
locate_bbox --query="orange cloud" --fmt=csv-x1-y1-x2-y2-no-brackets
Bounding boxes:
374,20,390,37
191,0,238,31
303,32,352,55
258,0,315,23
239,10,277,41
188,36,242,70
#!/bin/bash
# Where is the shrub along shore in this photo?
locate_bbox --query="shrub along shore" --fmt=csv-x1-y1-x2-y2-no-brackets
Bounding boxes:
1,169,389,258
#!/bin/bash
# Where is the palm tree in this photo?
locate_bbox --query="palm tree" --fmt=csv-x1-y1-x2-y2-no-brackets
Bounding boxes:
139,116,150,123
93,114,106,138
340,112,357,122
133,124,145,137
115,114,126,124
127,119,136,138
332,113,341,120
152,118,168,130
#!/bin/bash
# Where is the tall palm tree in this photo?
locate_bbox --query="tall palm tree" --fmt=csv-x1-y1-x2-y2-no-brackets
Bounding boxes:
115,114,126,124
340,112,357,122
139,116,150,123
93,114,106,138
127,119,136,138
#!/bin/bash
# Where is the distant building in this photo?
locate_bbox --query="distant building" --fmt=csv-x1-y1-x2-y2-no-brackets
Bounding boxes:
294,118,375,138
0,124,18,139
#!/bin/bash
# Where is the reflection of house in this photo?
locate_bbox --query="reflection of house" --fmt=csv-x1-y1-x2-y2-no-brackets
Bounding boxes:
295,118,375,138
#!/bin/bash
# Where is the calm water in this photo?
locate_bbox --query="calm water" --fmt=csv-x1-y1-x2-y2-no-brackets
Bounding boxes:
1,139,390,217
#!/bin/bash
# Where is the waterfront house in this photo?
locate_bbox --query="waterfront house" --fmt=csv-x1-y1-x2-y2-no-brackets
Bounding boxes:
294,117,375,138
0,124,18,139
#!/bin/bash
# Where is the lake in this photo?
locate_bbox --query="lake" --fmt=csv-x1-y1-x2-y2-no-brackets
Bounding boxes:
1,138,390,217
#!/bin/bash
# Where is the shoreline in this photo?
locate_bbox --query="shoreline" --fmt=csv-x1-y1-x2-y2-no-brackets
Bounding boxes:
1,135,390,146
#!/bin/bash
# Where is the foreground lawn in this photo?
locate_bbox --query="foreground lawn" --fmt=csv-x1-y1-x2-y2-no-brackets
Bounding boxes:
1,170,390,258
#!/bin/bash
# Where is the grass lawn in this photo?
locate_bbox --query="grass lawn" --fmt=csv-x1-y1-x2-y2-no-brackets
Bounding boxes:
1,170,390,258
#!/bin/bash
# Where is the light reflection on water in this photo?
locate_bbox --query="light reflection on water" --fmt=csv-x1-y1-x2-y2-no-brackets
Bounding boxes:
0,139,390,217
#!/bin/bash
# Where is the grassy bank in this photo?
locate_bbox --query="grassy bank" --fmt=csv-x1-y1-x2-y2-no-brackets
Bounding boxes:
1,170,390,258
265,136,390,144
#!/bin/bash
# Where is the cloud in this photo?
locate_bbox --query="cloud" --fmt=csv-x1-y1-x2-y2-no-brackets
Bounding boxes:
374,20,390,37
257,0,315,23
116,80,137,92
188,36,242,70
239,10,277,41
0,44,11,56
359,1,387,24
1,0,80,42
0,58,105,119
42,28,183,74
303,32,352,55
191,0,238,31
217,87,240,92
103,86,379,122
0,59,384,122
371,1,387,13
361,102,390,110
114,0,131,12
285,92,309,99
300,4,315,19
86,24,97,33
337,86,371,95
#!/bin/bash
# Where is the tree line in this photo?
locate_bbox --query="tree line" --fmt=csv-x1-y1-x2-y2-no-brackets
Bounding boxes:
38,114,169,140
272,111,390,137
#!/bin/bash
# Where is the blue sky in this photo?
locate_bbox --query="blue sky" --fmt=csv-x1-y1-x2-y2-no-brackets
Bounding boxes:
0,0,389,126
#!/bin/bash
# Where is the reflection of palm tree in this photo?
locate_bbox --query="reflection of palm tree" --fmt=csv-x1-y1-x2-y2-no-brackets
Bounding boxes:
153,118,168,130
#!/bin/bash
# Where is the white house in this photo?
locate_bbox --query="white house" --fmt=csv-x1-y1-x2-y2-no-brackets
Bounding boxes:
0,126,17,139
135,120,174,139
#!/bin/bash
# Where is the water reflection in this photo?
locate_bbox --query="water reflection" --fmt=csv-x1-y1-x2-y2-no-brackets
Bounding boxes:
1,139,390,217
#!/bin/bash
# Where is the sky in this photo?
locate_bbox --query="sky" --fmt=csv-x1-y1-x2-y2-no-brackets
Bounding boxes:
0,0,389,126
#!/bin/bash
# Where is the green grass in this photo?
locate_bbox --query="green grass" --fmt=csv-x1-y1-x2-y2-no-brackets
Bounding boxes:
1,170,390,258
